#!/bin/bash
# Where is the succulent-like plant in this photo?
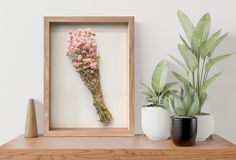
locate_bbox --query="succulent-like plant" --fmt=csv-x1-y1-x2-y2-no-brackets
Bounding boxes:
140,60,177,109
169,85,199,116
170,10,234,114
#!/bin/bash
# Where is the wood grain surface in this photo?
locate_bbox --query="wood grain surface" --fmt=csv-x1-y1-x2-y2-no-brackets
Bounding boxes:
1,134,236,160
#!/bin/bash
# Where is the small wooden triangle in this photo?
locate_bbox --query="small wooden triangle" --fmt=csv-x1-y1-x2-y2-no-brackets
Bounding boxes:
25,98,38,138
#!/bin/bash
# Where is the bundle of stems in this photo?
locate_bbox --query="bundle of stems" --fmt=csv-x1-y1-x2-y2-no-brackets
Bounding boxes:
66,28,113,125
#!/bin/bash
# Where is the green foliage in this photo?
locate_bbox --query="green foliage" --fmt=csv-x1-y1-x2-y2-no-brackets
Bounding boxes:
208,33,228,57
191,13,211,52
178,44,198,71
177,10,194,42
170,10,234,114
172,71,191,87
200,29,221,59
200,71,223,93
205,53,234,72
152,60,168,93
140,60,177,109
169,54,190,76
170,86,200,116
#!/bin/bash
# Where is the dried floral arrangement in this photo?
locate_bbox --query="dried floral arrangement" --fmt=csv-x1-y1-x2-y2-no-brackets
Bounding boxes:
66,28,113,125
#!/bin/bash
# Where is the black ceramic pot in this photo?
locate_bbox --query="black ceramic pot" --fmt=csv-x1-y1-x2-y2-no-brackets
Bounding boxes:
171,116,197,146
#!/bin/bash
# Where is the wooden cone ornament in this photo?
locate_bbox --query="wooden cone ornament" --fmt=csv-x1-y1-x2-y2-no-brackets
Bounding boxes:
25,98,38,138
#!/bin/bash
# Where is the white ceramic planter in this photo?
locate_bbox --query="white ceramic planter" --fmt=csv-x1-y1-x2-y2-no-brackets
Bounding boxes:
195,114,214,141
141,107,171,140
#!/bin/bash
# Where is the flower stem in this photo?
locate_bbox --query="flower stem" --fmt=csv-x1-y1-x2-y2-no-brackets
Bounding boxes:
92,93,113,125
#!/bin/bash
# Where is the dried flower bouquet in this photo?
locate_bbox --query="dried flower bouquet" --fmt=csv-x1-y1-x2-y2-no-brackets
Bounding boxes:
66,28,113,125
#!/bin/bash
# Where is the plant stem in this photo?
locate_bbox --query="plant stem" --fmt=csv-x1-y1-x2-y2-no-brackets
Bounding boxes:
205,71,209,81
200,59,206,86
197,55,200,95
192,71,195,89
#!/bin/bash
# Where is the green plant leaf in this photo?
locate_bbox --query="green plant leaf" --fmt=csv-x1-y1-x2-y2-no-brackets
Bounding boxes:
161,90,178,100
205,53,234,72
200,71,223,93
146,97,159,104
188,85,195,97
172,71,191,87
162,97,169,110
191,13,211,51
178,44,198,71
208,33,228,57
162,82,178,93
180,34,192,50
152,60,168,94
140,82,156,97
199,92,207,110
200,29,221,59
169,54,190,76
177,10,195,43
183,91,193,112
172,95,186,116
187,93,200,116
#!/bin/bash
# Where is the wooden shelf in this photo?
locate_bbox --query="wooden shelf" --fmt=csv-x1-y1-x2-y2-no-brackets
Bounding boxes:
1,134,236,159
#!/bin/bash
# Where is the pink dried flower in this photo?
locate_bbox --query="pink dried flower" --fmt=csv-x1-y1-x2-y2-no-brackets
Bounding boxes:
77,55,82,61
92,43,97,47
85,44,90,49
66,28,100,71
82,59,87,63
89,48,94,53
78,40,84,46
73,62,80,68
90,62,97,70
76,36,82,42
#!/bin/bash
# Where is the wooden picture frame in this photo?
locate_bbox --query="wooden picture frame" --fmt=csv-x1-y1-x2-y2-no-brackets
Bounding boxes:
44,16,134,136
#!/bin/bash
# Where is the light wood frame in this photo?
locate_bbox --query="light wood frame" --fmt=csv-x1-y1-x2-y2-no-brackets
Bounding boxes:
44,16,134,136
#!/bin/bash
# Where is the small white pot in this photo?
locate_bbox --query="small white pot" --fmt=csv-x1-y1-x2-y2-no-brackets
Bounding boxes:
195,114,214,141
141,106,171,140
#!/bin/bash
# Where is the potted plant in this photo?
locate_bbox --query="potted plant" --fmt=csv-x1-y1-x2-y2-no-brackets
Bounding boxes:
170,10,234,141
140,60,177,140
169,86,199,146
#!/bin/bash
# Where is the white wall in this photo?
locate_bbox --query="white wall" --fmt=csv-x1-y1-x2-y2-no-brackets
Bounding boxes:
0,0,236,145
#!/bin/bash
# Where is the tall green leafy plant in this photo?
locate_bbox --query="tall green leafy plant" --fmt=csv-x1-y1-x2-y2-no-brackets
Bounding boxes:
170,10,234,114
140,60,177,109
